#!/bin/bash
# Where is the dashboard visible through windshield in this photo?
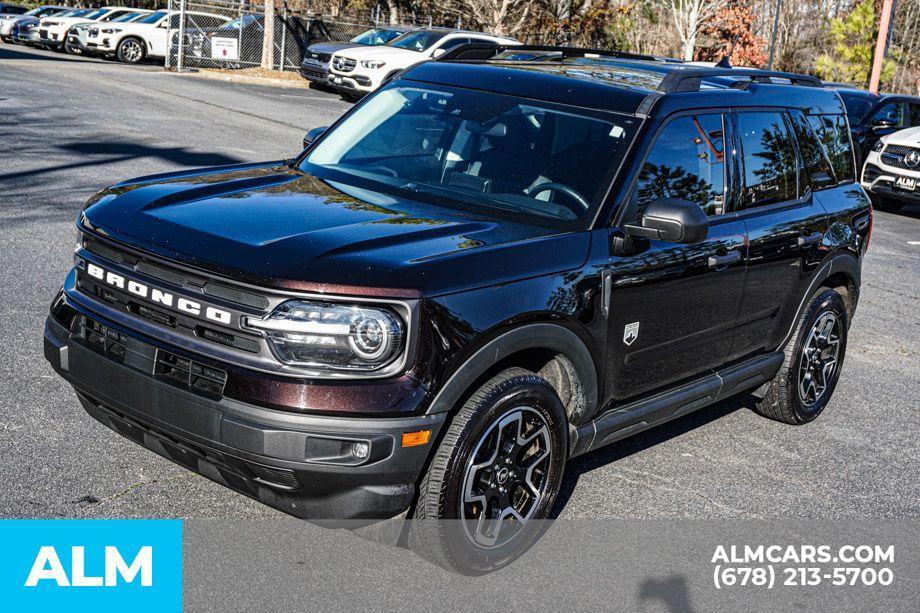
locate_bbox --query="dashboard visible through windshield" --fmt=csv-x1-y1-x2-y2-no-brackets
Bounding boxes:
302,84,639,228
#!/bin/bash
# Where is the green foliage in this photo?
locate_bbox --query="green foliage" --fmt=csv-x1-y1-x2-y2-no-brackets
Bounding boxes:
814,0,898,88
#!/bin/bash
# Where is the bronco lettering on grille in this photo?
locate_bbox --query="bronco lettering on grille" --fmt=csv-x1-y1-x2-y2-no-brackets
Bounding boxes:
86,262,232,325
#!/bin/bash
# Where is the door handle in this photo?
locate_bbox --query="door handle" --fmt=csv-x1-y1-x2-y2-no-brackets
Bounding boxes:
708,250,741,269
797,232,823,247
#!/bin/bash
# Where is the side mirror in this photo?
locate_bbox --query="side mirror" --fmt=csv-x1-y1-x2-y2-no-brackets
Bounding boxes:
431,48,445,58
624,198,709,244
872,119,897,131
303,125,329,149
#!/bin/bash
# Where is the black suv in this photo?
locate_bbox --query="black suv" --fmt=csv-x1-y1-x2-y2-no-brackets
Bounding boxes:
830,85,920,165
44,46,872,573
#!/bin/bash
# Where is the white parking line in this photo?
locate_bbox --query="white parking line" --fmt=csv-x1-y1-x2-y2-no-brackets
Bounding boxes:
908,241,920,246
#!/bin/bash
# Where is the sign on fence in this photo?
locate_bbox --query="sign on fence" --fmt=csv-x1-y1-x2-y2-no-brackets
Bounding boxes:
211,37,239,61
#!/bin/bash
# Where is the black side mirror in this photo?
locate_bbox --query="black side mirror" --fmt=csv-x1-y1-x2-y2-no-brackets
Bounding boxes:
624,198,709,244
872,119,897,131
303,125,329,149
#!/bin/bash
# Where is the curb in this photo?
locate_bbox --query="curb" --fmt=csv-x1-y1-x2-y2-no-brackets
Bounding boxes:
173,68,311,89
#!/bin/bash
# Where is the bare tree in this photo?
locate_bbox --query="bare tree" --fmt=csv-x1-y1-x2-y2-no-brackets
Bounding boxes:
670,0,728,60
261,0,275,70
458,0,534,36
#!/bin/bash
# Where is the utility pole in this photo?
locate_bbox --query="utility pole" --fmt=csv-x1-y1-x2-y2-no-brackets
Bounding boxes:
869,0,895,93
767,0,782,69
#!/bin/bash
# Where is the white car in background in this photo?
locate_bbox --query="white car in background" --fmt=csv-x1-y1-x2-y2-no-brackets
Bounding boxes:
37,6,140,51
83,10,230,64
328,28,518,100
66,9,152,55
861,125,920,212
0,5,67,43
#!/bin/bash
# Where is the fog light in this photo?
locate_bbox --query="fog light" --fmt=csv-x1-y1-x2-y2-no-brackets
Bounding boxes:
351,441,370,460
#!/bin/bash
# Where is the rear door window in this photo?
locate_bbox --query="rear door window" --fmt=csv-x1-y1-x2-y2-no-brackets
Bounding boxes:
806,114,856,184
737,112,799,208
634,114,727,216
790,111,837,190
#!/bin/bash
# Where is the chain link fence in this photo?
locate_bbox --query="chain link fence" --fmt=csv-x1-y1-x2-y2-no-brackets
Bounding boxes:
165,1,432,73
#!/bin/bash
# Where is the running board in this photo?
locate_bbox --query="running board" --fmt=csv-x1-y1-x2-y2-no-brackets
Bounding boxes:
570,352,784,457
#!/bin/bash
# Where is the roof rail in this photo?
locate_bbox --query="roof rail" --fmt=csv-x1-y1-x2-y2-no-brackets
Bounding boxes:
435,43,668,64
657,67,823,93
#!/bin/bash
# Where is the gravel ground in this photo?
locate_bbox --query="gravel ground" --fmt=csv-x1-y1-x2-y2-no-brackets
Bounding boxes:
1,44,918,524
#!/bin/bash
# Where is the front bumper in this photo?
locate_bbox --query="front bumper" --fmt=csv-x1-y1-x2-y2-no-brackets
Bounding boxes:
299,59,329,82
862,162,920,205
43,300,445,523
328,69,376,93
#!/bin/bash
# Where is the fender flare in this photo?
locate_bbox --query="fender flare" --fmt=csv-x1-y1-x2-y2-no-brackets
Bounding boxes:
778,251,861,349
425,323,599,420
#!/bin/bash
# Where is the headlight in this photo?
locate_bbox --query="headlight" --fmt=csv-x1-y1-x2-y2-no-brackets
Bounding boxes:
101,28,120,34
245,300,404,372
360,59,386,69
872,140,885,153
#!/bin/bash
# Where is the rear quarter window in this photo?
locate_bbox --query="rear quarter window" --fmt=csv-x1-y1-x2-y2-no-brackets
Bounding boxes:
806,114,855,184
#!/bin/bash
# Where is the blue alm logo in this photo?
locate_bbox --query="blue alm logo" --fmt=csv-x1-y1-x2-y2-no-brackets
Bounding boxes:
0,519,182,612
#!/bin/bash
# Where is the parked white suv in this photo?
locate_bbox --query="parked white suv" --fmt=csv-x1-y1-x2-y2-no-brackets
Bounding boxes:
83,9,229,64
328,28,518,99
38,6,138,51
861,126,920,212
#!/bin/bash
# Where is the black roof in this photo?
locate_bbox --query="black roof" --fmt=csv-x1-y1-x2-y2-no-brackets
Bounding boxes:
400,46,848,118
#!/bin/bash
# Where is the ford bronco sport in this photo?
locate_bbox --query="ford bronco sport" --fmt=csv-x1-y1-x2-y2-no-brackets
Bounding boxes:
44,45,872,574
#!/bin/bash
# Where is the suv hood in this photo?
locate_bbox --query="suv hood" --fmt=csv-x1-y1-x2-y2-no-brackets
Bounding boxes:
81,163,588,297
882,126,920,146
335,46,422,61
307,41,365,55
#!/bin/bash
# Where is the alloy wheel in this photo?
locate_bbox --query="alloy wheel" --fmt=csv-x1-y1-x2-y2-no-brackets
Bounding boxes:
122,40,142,63
797,311,841,407
460,406,552,549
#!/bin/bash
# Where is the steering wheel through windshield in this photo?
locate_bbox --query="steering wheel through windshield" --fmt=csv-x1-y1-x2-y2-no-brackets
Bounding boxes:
525,181,590,213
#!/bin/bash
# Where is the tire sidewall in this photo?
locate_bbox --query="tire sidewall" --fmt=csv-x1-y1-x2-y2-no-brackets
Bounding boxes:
437,378,567,573
787,290,849,423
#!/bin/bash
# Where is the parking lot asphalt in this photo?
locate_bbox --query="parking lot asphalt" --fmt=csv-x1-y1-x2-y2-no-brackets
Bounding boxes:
2,44,919,523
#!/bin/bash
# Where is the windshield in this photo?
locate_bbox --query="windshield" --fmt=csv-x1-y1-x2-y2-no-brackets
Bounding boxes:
59,9,90,18
389,30,447,52
223,14,259,29
838,92,876,124
137,10,166,24
352,27,404,46
112,11,142,22
84,9,109,20
302,84,637,228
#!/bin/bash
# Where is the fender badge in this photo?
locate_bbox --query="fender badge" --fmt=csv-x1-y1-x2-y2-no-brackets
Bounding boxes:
623,321,639,346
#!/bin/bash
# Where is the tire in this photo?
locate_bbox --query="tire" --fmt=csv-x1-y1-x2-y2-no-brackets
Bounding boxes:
409,368,568,575
116,37,145,64
63,30,79,54
754,288,849,424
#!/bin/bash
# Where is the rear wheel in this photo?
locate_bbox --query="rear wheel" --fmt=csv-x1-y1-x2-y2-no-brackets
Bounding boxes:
117,37,145,64
754,288,848,424
409,368,568,574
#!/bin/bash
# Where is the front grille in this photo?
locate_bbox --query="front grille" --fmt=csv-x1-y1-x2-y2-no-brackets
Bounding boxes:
89,28,98,36
332,57,356,72
84,236,269,310
881,144,920,170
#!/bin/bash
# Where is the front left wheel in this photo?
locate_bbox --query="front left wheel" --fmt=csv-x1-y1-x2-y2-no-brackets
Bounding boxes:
409,368,568,575
116,37,145,64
